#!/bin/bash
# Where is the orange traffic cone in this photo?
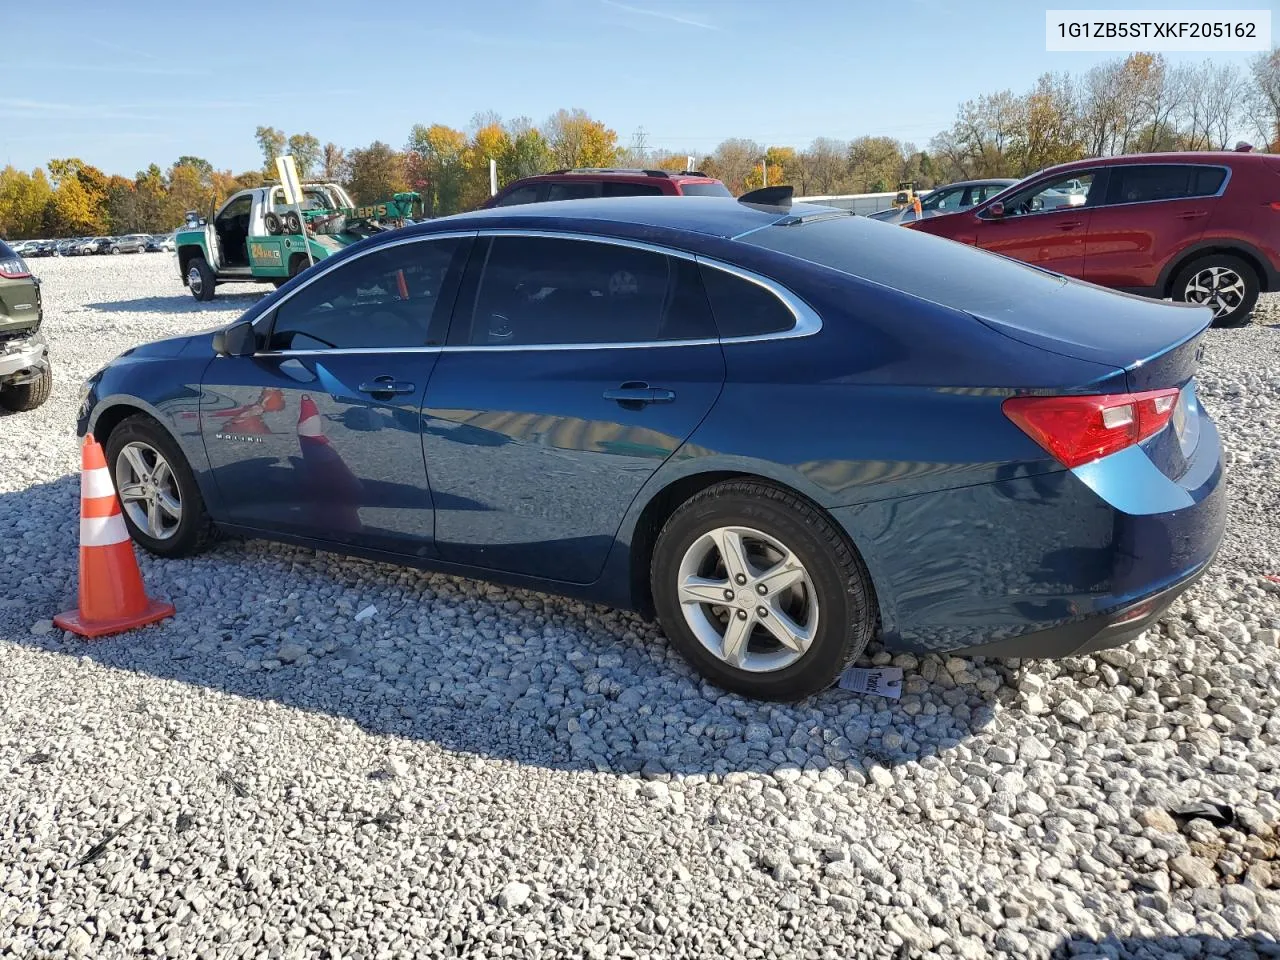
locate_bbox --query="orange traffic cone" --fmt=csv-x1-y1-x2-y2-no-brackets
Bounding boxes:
297,394,363,532
53,434,176,638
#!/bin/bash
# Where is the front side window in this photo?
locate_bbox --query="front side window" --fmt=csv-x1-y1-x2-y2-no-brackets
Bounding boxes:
217,194,252,223
268,238,466,351
921,187,964,212
461,236,714,346
998,171,1098,217
1103,165,1227,205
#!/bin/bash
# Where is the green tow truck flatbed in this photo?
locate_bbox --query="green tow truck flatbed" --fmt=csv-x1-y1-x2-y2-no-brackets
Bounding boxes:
174,182,422,300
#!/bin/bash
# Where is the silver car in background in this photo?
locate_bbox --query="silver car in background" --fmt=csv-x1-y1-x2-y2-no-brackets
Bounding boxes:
868,179,1018,224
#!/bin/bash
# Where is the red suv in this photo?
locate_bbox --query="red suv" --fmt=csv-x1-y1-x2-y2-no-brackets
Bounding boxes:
907,151,1280,327
483,168,732,208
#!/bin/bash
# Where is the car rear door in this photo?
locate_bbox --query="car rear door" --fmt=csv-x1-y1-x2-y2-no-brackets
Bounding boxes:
200,233,472,557
973,170,1102,277
421,233,726,584
1083,163,1227,292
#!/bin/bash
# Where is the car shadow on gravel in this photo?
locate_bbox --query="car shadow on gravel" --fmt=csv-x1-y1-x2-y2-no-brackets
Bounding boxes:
85,293,269,314
3,477,1014,780
1052,932,1280,959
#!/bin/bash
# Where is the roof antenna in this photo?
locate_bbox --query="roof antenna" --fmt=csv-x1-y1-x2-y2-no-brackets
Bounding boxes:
738,185,793,210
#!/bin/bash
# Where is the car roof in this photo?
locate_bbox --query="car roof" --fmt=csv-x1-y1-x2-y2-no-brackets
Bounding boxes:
1039,151,1260,177
419,195,840,240
512,169,721,184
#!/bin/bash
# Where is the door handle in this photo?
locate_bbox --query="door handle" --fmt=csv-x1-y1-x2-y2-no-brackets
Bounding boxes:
1177,210,1209,220
358,375,415,396
1057,221,1083,230
603,381,676,407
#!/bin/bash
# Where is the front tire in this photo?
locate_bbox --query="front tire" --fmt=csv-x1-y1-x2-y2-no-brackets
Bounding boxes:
105,415,215,557
1173,254,1258,328
0,365,52,412
651,480,877,701
186,257,216,302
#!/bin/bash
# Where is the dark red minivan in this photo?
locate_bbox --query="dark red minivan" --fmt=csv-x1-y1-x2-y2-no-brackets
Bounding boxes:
908,151,1280,327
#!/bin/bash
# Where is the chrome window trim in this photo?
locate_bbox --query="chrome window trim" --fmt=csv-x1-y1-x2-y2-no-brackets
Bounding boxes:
247,227,823,358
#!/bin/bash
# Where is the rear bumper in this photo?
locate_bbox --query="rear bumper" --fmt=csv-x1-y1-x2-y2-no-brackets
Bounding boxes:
951,553,1213,658
832,414,1226,659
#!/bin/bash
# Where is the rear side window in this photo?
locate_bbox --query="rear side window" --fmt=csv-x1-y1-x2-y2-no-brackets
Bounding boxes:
268,238,467,350
699,265,796,338
1104,165,1227,205
494,185,542,207
678,182,733,198
603,182,665,197
546,181,602,202
458,236,715,346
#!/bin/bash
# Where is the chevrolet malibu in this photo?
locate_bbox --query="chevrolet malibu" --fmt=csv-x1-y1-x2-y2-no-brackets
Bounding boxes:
77,194,1226,700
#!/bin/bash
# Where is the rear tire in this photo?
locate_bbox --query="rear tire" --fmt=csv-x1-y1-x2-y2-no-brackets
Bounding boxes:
651,480,877,701
1172,254,1258,328
0,365,52,412
105,415,215,558
186,256,216,301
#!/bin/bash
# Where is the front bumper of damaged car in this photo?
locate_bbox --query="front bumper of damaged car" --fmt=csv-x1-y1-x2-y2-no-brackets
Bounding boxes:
0,329,50,385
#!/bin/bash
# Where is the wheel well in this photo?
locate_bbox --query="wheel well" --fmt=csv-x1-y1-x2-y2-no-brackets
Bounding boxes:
1164,246,1268,296
91,404,153,450
177,245,206,277
288,253,309,276
627,471,878,621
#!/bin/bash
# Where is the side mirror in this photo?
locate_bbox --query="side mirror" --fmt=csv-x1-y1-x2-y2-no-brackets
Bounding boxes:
212,320,257,357
987,201,1005,218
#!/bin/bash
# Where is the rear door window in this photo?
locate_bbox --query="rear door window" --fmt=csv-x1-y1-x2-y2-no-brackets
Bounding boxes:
455,236,715,346
602,182,665,197
546,181,603,202
1103,165,1227,205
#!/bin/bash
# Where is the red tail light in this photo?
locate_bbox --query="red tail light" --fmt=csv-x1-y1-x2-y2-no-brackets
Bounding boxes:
0,256,29,279
1002,389,1180,468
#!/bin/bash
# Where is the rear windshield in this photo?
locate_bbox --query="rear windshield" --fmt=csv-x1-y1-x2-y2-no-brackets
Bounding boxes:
739,214,1075,320
0,240,15,259
679,182,732,198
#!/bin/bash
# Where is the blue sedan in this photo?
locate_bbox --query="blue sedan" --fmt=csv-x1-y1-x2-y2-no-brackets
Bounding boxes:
78,194,1225,700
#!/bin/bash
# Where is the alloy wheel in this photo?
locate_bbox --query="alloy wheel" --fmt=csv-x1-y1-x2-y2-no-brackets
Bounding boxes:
187,265,203,296
675,525,819,673
1184,266,1245,319
115,441,183,540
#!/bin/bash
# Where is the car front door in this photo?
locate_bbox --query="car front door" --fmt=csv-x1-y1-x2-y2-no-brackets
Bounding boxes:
199,234,472,557
973,170,1102,277
421,233,726,584
1083,163,1226,291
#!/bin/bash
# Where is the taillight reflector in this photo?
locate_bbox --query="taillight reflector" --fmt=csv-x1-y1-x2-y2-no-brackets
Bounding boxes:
1002,388,1181,468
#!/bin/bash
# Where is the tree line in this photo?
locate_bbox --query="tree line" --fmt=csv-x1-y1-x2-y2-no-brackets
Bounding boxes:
4,50,1280,241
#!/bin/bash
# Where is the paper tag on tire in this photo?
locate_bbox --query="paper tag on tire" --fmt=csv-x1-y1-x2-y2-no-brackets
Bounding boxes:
837,666,903,699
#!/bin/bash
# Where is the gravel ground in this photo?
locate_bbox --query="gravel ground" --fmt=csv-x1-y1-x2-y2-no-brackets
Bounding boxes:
2,254,1279,960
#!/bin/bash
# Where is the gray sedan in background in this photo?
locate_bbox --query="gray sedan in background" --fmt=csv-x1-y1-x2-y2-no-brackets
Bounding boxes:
869,178,1017,224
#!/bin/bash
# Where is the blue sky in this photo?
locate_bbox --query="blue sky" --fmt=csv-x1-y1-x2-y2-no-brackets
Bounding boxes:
3,0,1274,176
